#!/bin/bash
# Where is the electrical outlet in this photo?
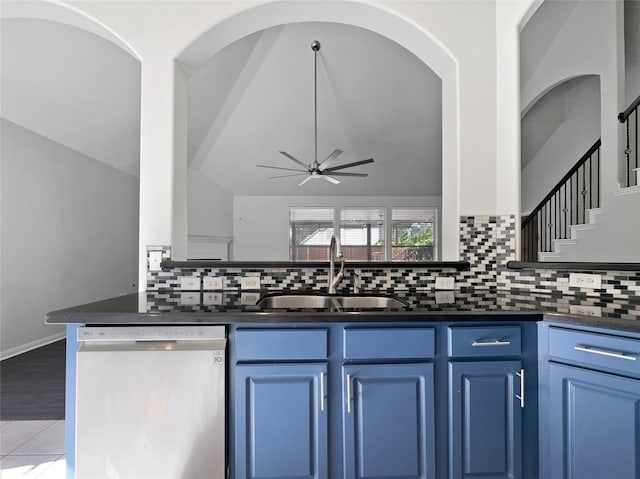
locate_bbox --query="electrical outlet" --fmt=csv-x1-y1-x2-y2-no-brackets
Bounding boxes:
241,276,261,290
241,292,261,305
569,305,602,317
569,273,601,289
435,277,455,290
203,292,223,306
180,276,201,290
180,292,200,305
148,251,163,271
203,276,223,290
435,291,455,304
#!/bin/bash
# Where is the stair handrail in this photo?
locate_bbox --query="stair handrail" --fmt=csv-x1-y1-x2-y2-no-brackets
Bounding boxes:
522,139,601,228
618,93,639,187
618,93,640,123
521,139,601,262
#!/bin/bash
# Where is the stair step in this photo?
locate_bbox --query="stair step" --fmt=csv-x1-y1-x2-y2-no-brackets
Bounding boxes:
538,251,561,261
586,208,602,224
551,238,577,253
613,184,640,196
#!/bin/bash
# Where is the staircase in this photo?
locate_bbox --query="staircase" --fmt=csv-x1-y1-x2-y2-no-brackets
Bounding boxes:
522,95,640,262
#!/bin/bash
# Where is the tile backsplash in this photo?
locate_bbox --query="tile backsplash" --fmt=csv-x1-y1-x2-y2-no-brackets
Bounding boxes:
147,216,640,304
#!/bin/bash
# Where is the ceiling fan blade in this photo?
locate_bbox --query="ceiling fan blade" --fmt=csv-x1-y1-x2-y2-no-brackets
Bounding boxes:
323,158,374,172
279,151,310,169
318,149,343,168
327,172,368,177
268,173,309,179
257,164,308,173
298,175,314,186
322,175,341,185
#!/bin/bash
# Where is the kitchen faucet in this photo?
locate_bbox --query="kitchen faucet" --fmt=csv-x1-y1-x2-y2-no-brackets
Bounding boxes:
329,234,345,294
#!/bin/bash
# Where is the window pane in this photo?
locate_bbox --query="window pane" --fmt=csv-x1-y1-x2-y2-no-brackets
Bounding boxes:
339,208,385,261
290,208,334,261
391,208,436,261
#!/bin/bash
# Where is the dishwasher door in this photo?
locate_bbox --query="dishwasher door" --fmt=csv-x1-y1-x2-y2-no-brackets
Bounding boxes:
76,326,226,479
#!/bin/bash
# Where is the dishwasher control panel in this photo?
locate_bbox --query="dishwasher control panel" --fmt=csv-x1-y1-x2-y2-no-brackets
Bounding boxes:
78,325,226,342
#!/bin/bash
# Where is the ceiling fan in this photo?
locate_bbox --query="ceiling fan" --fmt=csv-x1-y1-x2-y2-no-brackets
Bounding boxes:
257,40,374,186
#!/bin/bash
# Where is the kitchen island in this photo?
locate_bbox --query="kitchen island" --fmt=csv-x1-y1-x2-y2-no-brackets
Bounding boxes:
47,288,640,479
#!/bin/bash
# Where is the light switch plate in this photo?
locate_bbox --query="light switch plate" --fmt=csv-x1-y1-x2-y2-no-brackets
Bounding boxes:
241,276,261,290
203,276,223,290
435,291,455,304
148,251,163,271
435,277,455,290
180,276,201,290
569,273,601,289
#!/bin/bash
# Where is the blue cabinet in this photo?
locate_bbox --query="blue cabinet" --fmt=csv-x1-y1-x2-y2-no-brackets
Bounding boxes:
448,361,522,479
540,323,640,479
447,324,535,479
342,363,436,479
233,363,328,479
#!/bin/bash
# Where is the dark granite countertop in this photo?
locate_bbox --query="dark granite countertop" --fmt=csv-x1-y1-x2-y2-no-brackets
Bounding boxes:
45,288,640,333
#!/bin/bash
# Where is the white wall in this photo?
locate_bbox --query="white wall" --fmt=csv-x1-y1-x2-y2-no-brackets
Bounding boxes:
520,0,622,195
233,195,441,261
187,168,233,237
625,0,640,105
521,76,601,213
0,119,139,357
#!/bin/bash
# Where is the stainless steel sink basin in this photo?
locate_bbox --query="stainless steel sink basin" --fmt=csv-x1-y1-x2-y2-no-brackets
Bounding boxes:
256,294,407,309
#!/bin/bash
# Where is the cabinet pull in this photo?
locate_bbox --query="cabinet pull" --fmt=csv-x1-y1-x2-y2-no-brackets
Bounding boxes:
574,345,637,361
346,374,352,414
471,340,511,347
320,371,326,412
515,369,525,409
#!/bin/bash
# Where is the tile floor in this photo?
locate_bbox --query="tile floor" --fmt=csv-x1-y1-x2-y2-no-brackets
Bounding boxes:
0,420,65,478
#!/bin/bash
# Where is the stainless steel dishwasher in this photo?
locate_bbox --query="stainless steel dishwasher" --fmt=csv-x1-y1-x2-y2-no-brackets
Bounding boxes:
75,325,226,479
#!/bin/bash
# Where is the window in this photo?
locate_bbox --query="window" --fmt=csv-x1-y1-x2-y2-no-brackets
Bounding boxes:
391,208,436,261
340,208,385,261
289,208,334,261
290,207,438,261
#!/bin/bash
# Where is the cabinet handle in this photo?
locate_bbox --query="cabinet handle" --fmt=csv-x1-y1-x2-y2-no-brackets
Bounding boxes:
515,369,524,409
346,374,352,414
320,371,326,412
471,340,511,347
574,345,637,361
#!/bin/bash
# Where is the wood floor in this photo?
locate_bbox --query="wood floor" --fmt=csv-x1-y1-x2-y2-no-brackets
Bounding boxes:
0,341,65,421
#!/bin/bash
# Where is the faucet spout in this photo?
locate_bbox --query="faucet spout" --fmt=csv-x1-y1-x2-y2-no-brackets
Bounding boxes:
329,234,345,294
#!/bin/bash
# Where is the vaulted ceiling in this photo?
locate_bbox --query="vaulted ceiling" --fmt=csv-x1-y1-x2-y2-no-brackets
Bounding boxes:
1,15,443,197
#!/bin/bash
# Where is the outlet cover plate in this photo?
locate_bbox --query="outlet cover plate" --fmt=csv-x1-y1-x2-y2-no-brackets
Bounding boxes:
241,276,261,290
180,276,201,290
435,277,455,290
203,277,223,290
569,273,601,289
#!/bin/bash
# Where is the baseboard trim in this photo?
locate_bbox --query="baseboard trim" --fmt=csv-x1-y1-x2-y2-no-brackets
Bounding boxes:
0,331,66,361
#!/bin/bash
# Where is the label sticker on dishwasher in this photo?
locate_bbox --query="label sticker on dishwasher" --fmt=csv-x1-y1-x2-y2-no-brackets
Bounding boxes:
212,350,225,365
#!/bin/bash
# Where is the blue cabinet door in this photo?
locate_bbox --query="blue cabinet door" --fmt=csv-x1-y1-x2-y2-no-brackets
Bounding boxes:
548,363,640,479
448,361,522,479
342,363,436,479
234,363,328,479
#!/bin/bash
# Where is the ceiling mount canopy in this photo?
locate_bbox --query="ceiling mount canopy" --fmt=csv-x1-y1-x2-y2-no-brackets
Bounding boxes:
257,39,374,186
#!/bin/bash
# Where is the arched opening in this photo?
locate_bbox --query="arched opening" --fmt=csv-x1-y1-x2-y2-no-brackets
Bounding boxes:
175,0,460,260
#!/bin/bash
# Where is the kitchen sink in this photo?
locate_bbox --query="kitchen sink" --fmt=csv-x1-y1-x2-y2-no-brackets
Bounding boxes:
256,293,408,309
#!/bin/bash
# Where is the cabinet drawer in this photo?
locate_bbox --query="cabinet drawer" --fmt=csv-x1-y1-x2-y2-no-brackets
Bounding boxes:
448,325,521,357
549,327,640,378
343,327,435,360
234,328,328,361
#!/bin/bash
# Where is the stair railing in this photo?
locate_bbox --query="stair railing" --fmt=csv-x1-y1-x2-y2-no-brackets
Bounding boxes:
618,94,639,187
521,139,601,262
